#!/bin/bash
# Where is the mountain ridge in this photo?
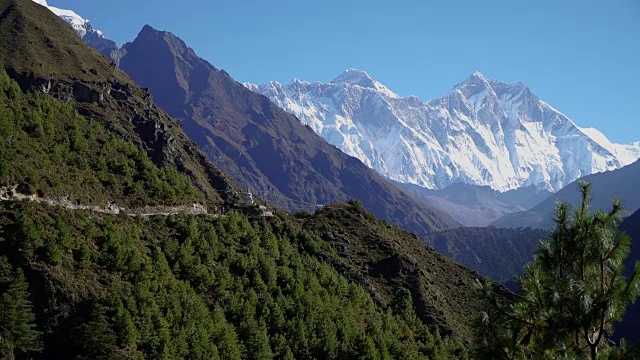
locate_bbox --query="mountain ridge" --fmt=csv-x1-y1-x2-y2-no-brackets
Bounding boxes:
247,69,640,193
30,0,118,56
109,24,460,235
493,159,640,229
399,182,552,226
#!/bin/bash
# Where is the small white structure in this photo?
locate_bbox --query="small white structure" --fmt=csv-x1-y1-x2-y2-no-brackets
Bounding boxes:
243,190,254,206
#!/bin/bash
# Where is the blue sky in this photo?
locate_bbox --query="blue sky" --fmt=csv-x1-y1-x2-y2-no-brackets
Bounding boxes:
50,0,639,143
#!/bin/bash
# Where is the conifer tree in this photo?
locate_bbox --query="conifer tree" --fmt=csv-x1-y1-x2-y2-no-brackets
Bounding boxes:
0,257,42,358
474,182,640,359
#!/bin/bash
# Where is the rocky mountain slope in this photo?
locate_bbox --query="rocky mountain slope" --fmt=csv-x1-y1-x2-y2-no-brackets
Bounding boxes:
493,159,640,229
247,70,640,193
110,25,459,235
298,201,501,340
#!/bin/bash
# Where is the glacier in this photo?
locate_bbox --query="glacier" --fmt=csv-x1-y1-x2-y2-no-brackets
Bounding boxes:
246,70,640,192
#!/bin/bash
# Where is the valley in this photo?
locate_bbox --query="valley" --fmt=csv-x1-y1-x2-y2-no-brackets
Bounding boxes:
0,0,638,358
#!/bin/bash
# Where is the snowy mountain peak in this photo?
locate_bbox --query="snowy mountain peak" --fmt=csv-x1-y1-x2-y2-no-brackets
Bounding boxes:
455,71,493,90
331,68,377,87
30,0,117,55
251,70,640,192
470,71,488,80
32,0,91,37
289,78,311,87
330,68,399,98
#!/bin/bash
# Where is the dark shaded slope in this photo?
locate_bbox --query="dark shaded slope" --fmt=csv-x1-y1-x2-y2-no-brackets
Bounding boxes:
616,210,640,343
494,160,640,229
297,201,498,340
0,0,237,207
423,227,548,283
115,25,458,235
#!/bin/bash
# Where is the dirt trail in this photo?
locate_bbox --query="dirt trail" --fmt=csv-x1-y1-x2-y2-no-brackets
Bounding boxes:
0,185,212,217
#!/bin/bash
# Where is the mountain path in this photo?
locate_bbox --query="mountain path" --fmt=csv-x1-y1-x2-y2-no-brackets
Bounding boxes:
0,184,214,217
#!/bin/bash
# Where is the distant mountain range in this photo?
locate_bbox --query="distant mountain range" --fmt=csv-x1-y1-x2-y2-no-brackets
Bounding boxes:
399,182,552,226
246,70,640,194
493,159,640,229
35,0,638,250
37,0,640,230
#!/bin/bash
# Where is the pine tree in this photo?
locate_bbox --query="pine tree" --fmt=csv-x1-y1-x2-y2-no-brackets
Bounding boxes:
474,182,640,359
0,257,42,357
74,303,119,360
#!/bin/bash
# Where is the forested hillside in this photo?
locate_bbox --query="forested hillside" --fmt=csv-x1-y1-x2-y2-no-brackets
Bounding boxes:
0,1,489,356
0,66,470,359
0,201,468,359
0,71,201,208
0,0,238,208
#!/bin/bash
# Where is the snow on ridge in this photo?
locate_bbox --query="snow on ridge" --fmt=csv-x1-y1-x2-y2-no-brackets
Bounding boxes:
251,70,640,192
30,0,106,39
329,68,400,99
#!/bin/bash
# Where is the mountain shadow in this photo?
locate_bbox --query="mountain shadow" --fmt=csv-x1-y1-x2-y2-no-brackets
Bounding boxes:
113,25,459,235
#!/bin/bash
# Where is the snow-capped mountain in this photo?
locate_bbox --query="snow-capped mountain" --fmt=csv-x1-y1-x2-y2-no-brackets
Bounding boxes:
31,0,118,56
246,70,640,192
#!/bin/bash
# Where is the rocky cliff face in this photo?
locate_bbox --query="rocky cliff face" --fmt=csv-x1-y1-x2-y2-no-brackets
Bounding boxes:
113,25,459,234
248,70,640,193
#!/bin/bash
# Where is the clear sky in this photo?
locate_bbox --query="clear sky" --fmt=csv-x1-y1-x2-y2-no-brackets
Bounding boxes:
49,0,639,143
